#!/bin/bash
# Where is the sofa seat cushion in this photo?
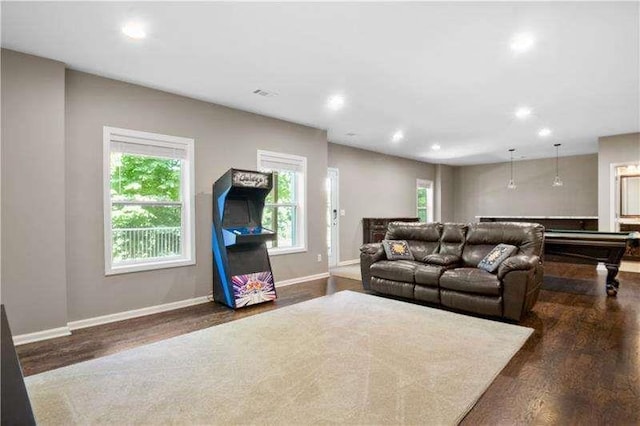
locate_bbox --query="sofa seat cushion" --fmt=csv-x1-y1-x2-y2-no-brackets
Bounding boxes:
440,290,502,317
414,264,446,287
370,277,414,299
440,268,502,296
415,285,439,303
370,260,422,283
422,253,461,267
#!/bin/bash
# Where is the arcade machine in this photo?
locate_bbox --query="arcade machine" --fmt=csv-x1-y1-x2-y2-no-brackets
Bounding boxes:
212,168,277,308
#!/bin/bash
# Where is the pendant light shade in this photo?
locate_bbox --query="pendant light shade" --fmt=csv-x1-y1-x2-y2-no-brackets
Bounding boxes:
552,143,563,187
507,148,517,190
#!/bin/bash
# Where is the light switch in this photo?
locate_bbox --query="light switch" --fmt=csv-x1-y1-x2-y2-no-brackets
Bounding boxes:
340,209,346,216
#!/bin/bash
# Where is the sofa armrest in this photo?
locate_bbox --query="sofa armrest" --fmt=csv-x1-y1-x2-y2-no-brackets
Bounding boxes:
422,253,461,267
500,255,543,321
498,255,540,280
360,243,385,259
360,243,385,290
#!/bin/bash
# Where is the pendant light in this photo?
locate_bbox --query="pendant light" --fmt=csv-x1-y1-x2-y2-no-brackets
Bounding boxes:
552,143,563,187
507,148,517,190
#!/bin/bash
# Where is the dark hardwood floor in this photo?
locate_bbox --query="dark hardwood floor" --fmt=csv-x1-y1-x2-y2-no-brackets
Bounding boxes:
463,263,640,425
16,262,640,425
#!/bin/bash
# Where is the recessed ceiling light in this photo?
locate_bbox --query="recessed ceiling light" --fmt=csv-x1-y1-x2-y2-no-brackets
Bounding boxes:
514,107,532,120
122,22,146,39
327,94,345,111
392,130,404,143
538,128,552,137
431,144,441,151
510,32,535,53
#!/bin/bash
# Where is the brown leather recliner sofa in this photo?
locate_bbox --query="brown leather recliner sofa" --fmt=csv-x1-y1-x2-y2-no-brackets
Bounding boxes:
360,221,544,321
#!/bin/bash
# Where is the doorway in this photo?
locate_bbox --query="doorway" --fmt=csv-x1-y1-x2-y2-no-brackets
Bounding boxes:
326,168,339,267
611,161,640,232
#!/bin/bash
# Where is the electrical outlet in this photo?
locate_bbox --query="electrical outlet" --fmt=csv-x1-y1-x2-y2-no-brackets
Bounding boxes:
317,254,322,262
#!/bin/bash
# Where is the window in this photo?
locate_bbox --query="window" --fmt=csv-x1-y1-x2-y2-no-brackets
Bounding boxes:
257,150,307,255
417,179,434,223
103,127,195,275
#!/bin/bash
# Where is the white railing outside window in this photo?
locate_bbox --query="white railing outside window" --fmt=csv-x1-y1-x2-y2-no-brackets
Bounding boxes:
112,226,182,262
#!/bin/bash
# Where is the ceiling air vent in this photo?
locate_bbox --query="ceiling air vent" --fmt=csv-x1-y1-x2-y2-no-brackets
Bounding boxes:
253,89,278,98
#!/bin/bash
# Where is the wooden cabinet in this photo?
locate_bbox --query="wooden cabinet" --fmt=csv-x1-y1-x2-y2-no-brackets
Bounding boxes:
362,217,419,244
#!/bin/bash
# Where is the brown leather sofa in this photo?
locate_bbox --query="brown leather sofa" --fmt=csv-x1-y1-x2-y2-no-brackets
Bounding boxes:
360,221,544,321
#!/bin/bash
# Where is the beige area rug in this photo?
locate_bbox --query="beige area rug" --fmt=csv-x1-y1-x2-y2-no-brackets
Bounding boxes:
330,263,362,281
25,291,532,425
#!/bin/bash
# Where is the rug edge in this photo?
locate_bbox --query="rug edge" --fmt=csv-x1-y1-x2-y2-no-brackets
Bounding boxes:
454,327,534,424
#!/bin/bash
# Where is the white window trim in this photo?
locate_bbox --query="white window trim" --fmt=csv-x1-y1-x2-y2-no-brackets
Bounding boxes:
416,179,434,223
103,126,196,275
257,149,308,256
327,167,340,267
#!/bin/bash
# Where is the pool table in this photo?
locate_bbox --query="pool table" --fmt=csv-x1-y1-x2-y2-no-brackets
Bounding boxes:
544,230,640,296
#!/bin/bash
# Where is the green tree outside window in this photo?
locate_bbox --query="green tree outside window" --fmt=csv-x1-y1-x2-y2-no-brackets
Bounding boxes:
263,170,297,248
417,186,428,222
110,153,183,262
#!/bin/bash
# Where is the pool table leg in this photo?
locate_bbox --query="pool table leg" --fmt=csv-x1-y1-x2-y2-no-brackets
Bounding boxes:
605,264,620,297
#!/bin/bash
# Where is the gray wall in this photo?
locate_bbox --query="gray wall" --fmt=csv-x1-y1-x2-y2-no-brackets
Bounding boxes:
453,154,598,223
598,133,640,231
65,70,328,321
435,164,455,222
1,48,329,333
327,143,436,262
1,50,68,334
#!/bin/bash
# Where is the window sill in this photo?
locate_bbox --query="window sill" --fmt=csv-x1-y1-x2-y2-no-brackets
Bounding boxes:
106,258,195,276
267,246,307,256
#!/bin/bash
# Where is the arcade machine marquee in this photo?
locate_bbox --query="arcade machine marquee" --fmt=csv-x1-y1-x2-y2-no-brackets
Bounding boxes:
212,169,277,308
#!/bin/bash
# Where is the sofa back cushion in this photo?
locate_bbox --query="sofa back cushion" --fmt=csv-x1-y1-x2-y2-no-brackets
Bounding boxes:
438,223,467,257
461,222,544,267
385,222,442,260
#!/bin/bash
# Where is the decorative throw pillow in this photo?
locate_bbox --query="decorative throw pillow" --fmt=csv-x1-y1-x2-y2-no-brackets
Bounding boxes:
382,240,414,261
477,244,517,273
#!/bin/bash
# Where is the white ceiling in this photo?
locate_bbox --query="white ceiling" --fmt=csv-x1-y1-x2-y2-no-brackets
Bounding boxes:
2,2,639,165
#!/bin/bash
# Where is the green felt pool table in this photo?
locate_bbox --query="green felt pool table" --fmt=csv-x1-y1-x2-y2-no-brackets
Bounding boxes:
544,229,640,296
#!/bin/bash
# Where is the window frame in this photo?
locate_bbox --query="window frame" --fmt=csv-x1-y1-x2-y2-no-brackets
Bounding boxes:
103,126,196,275
416,179,434,223
257,149,307,256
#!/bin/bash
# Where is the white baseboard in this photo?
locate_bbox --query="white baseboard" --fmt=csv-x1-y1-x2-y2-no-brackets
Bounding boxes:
68,296,211,331
337,259,360,267
276,272,330,287
13,326,71,346
13,272,332,345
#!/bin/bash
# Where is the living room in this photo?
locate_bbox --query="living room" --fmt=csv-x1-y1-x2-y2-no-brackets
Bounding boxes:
1,2,639,425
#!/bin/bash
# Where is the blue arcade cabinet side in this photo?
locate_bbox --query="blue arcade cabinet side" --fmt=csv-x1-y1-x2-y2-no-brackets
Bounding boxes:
212,168,277,308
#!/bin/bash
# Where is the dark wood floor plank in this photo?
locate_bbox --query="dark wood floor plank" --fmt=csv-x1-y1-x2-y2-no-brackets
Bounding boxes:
16,262,640,424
